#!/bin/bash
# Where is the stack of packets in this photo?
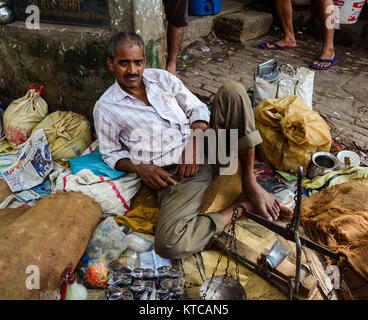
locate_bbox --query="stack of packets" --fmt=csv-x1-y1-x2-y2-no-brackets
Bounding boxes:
83,250,185,300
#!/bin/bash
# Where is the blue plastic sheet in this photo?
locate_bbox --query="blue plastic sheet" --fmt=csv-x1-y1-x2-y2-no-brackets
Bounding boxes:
68,151,126,179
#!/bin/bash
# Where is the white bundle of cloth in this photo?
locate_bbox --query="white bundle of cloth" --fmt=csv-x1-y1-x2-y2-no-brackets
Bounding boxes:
55,169,142,216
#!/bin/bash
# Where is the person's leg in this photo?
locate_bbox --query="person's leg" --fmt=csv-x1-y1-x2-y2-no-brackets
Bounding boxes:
311,0,336,68
166,24,184,75
154,164,248,259
262,0,296,49
210,81,293,221
163,0,189,75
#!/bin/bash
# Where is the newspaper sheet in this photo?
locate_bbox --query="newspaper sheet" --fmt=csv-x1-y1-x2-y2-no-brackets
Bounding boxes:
0,129,53,192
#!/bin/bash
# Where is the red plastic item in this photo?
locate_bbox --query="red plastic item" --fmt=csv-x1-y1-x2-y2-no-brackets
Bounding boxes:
29,84,46,96
59,263,75,300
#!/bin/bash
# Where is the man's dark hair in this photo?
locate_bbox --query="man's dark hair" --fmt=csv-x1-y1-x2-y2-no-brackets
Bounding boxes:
108,32,146,60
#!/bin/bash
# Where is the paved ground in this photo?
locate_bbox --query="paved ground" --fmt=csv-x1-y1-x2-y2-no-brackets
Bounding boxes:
177,33,368,160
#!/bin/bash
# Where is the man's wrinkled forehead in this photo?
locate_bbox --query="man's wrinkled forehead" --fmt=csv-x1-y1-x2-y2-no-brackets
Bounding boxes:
113,43,145,60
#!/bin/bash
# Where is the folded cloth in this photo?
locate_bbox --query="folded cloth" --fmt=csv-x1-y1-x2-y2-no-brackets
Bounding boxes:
68,151,126,179
115,205,159,234
55,169,142,216
303,166,368,196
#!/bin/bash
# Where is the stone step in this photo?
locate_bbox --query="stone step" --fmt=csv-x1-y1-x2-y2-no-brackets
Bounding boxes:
181,0,246,49
213,10,273,43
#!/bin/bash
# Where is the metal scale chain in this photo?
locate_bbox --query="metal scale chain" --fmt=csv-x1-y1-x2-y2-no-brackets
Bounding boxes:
202,206,240,299
286,167,303,299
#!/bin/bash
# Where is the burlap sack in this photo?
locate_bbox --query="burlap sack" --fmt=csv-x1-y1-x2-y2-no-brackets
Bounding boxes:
0,180,12,204
301,179,368,299
0,192,102,300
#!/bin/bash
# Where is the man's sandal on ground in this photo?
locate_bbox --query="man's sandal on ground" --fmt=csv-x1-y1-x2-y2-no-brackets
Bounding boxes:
259,41,295,50
310,57,338,70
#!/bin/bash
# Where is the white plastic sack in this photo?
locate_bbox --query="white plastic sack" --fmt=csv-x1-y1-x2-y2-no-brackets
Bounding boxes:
55,169,142,216
254,66,315,110
84,217,129,264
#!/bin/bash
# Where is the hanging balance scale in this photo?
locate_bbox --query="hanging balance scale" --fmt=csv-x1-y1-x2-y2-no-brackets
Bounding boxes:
201,167,349,300
200,207,247,300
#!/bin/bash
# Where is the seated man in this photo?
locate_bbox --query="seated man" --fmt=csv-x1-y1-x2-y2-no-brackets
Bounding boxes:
94,32,293,259
260,0,337,70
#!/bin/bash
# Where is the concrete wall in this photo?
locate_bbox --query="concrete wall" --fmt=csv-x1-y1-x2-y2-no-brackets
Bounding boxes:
0,0,165,124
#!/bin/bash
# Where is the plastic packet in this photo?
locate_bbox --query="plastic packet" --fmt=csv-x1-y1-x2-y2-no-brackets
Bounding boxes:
126,233,153,252
108,260,132,274
157,265,184,278
84,259,109,289
107,287,134,300
130,279,156,293
158,277,185,297
131,267,155,279
139,291,150,300
139,249,172,276
119,249,141,271
83,217,129,265
107,271,132,288
159,291,175,300
140,288,159,300
149,288,159,300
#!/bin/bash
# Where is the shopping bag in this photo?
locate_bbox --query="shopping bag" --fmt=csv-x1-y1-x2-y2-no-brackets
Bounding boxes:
254,64,315,110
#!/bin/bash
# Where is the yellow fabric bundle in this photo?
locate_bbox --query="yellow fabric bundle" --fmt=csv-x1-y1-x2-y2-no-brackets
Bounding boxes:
115,205,159,234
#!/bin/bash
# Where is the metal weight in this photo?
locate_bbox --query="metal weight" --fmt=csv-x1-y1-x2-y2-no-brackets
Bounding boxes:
200,206,247,300
200,276,246,300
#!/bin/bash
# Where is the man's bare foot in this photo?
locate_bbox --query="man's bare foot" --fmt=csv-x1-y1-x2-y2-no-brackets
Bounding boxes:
243,182,293,222
311,47,335,69
262,38,297,50
220,193,250,226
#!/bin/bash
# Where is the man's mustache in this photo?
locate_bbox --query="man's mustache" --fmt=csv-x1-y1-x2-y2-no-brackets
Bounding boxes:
124,73,140,78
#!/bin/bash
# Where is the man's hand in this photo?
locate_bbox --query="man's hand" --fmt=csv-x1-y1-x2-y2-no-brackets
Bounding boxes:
174,137,200,183
133,163,177,190
174,120,207,182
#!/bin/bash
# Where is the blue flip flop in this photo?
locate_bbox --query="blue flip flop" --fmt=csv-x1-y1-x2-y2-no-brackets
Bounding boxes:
310,57,338,70
259,41,293,50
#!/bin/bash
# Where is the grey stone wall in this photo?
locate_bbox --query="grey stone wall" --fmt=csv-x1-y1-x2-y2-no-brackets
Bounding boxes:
0,0,165,124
